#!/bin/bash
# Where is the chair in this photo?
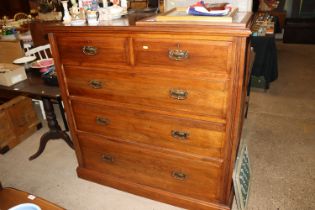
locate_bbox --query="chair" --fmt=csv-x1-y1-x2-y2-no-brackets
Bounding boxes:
19,44,69,131
25,44,52,60
23,43,32,53
13,12,28,21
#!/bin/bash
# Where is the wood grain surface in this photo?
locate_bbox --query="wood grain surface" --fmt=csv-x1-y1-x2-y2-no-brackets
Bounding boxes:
47,12,252,209
0,187,65,210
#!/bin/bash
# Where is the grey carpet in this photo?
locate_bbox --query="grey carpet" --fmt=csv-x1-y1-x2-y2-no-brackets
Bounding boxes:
0,42,314,210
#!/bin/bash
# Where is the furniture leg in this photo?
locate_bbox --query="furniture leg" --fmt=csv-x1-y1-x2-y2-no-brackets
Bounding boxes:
56,96,69,131
29,97,73,160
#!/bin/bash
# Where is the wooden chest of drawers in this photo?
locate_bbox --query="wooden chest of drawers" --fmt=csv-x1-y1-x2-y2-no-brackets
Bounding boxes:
47,12,252,210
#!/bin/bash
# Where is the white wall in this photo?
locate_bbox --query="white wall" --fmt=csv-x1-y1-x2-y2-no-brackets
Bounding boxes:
233,0,253,11
207,0,252,11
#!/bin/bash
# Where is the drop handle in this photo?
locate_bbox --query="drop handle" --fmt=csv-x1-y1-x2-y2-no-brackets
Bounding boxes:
88,80,103,89
82,46,98,56
96,116,110,126
168,49,189,61
171,130,189,140
172,171,187,181
169,89,188,100
101,154,114,163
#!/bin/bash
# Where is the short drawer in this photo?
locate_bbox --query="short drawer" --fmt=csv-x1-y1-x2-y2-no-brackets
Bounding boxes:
56,35,129,67
72,100,225,159
78,132,223,202
65,66,229,119
134,38,233,73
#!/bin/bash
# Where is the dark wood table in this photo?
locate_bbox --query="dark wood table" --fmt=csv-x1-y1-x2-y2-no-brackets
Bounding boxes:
0,70,73,160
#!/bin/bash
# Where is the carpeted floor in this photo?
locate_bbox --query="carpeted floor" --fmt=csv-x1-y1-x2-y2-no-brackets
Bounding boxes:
0,42,314,210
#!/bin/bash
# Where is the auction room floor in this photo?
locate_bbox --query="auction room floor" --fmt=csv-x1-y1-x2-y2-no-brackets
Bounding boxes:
0,42,314,210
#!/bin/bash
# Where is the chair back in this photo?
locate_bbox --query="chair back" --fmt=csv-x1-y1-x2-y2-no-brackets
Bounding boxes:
25,44,51,60
23,43,32,53
14,12,28,21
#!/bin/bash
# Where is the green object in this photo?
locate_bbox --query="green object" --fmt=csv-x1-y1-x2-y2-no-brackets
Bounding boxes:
251,75,267,89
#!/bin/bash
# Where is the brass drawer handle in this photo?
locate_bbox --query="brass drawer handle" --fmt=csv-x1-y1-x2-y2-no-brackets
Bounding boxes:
101,154,114,163
171,130,189,140
169,89,188,100
88,80,103,89
172,171,187,181
96,116,110,126
168,49,188,61
82,46,98,56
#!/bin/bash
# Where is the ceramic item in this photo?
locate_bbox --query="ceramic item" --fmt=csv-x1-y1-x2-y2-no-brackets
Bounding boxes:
87,19,99,25
62,1,72,23
98,8,111,20
108,5,123,19
109,5,123,15
8,203,41,210
87,11,99,25
71,19,86,26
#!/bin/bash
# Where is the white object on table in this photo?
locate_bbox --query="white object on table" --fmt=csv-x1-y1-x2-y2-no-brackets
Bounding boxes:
102,0,108,7
8,203,41,210
13,56,36,64
121,0,127,9
62,1,72,24
71,19,86,26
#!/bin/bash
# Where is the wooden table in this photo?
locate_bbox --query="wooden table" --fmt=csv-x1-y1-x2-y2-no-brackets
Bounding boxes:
0,69,73,160
0,187,65,210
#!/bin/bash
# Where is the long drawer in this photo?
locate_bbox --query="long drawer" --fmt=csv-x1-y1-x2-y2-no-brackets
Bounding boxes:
56,35,129,67
133,38,233,73
72,100,226,159
65,66,229,119
78,132,223,202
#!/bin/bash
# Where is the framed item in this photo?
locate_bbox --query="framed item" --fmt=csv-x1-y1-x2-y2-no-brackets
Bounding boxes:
233,143,251,210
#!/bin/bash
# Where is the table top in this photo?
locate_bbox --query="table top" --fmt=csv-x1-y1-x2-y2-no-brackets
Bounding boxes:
0,187,65,210
0,69,60,99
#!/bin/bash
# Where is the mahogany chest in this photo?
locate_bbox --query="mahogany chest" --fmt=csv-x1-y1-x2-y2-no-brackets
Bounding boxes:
47,12,252,210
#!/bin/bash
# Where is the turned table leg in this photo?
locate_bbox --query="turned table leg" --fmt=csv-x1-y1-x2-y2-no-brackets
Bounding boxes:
29,97,74,160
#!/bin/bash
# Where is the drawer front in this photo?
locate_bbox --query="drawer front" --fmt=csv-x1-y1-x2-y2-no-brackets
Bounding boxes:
57,35,129,67
134,38,233,73
72,100,225,159
78,132,223,201
65,66,229,119
0,110,15,145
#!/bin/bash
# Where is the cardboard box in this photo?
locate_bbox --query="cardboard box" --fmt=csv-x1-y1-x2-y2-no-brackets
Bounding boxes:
0,63,27,86
0,41,24,63
0,96,41,154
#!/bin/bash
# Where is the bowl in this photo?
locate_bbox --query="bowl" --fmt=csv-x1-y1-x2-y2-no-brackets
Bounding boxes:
109,5,123,17
9,203,41,210
71,19,86,26
87,19,99,26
